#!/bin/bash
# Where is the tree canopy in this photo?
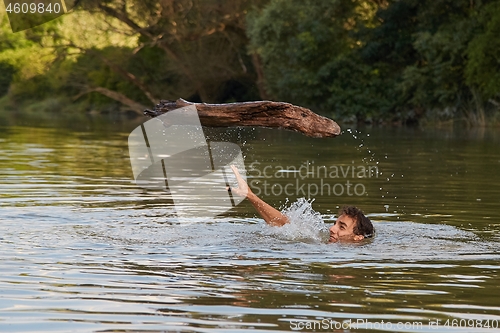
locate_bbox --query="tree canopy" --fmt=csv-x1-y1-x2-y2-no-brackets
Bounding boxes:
1,0,499,125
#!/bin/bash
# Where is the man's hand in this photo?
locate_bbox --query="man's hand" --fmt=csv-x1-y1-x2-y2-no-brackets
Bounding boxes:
227,164,289,227
227,165,250,198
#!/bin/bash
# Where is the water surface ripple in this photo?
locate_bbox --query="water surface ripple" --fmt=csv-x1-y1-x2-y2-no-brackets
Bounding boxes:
1,123,499,332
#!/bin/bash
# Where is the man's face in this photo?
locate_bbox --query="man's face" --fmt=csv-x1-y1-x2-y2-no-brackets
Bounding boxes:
329,214,364,243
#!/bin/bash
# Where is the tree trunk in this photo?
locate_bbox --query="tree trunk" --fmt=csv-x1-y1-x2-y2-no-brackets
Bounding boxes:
251,53,270,100
144,99,341,138
74,86,147,114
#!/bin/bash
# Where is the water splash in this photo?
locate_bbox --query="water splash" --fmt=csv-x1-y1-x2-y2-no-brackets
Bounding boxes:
345,128,377,165
266,198,329,243
344,128,404,215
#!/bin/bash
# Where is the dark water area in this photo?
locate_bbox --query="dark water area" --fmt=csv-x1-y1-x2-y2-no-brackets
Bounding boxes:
1,112,499,332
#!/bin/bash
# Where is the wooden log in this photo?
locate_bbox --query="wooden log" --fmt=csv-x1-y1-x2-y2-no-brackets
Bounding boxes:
144,99,341,138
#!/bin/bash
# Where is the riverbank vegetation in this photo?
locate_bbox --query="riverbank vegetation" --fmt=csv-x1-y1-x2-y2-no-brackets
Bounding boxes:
1,0,500,126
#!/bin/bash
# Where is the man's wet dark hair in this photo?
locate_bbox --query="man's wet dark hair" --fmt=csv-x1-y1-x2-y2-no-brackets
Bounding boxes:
339,206,375,238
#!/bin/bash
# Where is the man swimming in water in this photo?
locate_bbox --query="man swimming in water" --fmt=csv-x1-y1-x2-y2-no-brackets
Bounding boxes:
228,165,374,243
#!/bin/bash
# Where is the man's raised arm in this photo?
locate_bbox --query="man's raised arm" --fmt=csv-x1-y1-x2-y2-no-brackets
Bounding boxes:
228,165,289,227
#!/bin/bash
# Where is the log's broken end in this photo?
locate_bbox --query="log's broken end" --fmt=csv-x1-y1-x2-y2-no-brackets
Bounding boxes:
144,99,341,138
144,99,184,117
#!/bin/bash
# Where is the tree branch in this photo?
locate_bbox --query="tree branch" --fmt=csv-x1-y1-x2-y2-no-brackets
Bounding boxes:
74,87,147,114
145,99,341,138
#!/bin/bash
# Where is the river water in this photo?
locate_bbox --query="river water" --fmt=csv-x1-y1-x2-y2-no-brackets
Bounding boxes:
1,112,499,332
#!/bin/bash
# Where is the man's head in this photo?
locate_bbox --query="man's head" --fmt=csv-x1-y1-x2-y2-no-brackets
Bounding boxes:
329,206,374,243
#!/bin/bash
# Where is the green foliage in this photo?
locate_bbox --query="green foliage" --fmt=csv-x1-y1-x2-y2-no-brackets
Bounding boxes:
400,18,474,109
0,61,15,96
465,1,500,99
2,0,500,124
60,47,153,109
247,0,394,120
10,74,54,101
321,57,395,120
78,0,264,103
0,17,33,50
248,0,500,123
